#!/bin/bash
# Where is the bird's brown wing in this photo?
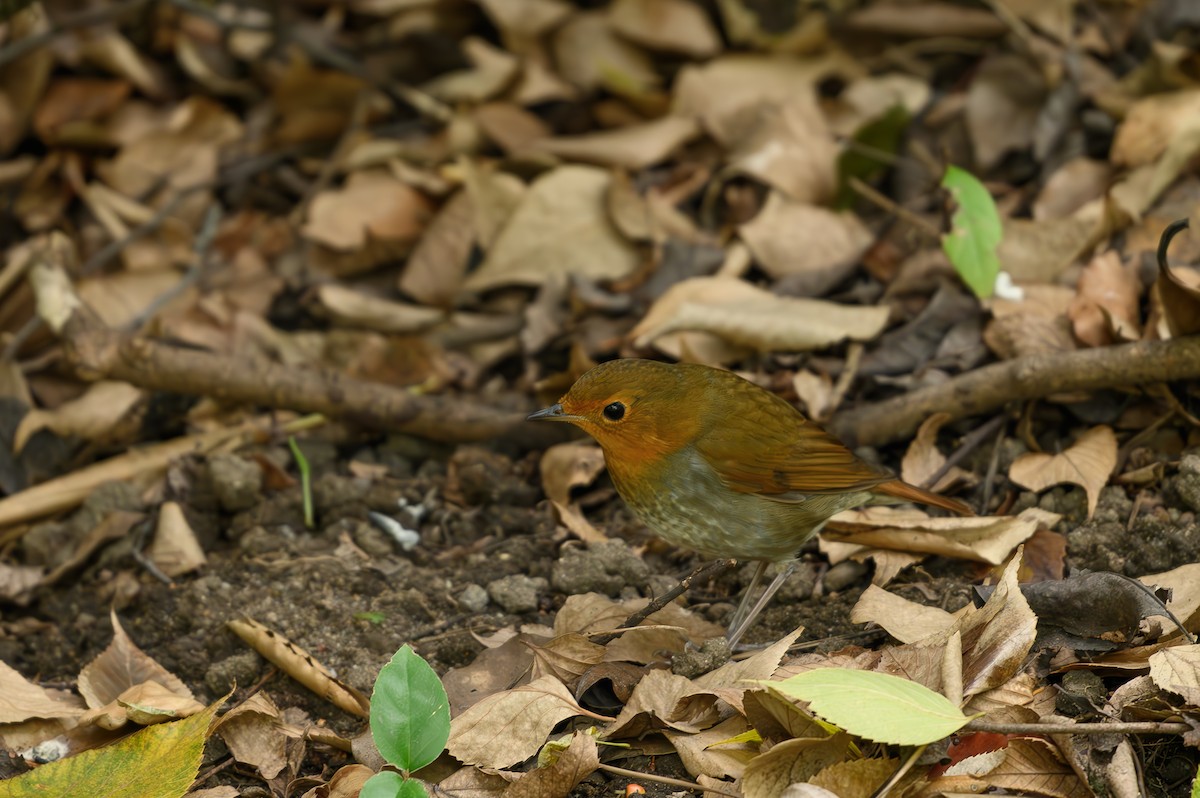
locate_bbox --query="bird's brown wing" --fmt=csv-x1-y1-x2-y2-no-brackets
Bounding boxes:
691,385,892,498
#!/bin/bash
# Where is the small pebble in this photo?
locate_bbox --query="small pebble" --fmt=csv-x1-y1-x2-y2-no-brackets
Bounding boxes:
457,583,489,613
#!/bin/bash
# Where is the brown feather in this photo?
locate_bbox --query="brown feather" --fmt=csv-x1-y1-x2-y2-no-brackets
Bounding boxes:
873,479,975,516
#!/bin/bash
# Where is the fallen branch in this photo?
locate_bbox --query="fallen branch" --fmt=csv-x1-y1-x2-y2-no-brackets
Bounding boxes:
966,719,1191,736
830,336,1200,447
27,235,562,446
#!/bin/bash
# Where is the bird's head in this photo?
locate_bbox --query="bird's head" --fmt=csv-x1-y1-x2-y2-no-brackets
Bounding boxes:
527,359,704,462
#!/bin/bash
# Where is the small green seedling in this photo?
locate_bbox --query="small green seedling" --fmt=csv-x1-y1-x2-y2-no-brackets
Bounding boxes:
361,644,451,798
288,436,314,529
941,165,1002,299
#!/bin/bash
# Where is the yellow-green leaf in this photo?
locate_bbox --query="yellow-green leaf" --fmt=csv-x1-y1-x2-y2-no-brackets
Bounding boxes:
762,670,974,745
0,695,225,798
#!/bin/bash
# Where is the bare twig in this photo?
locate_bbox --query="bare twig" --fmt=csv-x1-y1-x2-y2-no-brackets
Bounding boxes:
831,337,1200,447
919,412,1007,490
0,0,152,69
597,764,740,798
592,559,736,646
847,177,941,239
966,720,1191,736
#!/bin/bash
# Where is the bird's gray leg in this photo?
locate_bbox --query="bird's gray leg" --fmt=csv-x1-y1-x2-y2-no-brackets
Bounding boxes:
726,559,798,648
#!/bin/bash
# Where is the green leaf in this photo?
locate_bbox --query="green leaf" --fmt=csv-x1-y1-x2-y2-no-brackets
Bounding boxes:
371,644,450,773
1192,764,1200,798
836,105,910,208
0,696,225,798
361,771,430,798
941,166,1002,299
762,669,974,745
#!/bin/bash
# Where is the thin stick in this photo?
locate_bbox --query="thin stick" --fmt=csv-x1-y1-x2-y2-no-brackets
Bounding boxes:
966,720,1190,735
592,559,736,645
597,764,740,798
0,0,152,69
920,413,1007,490
847,177,941,238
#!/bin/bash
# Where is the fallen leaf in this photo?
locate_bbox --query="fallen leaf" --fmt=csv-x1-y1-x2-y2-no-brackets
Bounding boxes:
1067,250,1141,346
147,501,207,578
539,442,606,506
1008,426,1117,517
463,166,640,292
447,676,597,769
1111,87,1200,168
423,37,519,103
1148,645,1200,706
530,115,699,169
631,276,890,353
14,380,143,454
302,169,432,251
724,99,839,204
900,412,972,493
965,54,1046,170
850,585,957,644
609,0,722,57
739,193,872,294
1032,157,1111,221
552,12,659,97
398,189,476,307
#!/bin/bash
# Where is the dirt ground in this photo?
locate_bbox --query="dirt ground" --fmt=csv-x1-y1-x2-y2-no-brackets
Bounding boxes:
8,420,1200,795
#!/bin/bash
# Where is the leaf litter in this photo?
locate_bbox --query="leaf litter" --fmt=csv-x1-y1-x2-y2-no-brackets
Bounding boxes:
2,1,1200,797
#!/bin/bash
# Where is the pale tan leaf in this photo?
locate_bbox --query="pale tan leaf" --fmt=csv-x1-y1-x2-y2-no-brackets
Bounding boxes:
1148,645,1200,706
673,54,861,146
399,189,476,307
117,680,205,726
552,13,659,96
725,100,838,204
850,585,956,644
0,659,84,723
423,37,519,103
477,0,572,45
821,507,1054,565
739,194,872,287
1112,87,1200,168
900,412,971,493
14,380,143,454
1033,158,1111,221
148,501,206,578
826,74,931,137
609,0,722,57
1067,250,1141,346
1140,563,1200,632
80,611,193,709
965,54,1045,171
665,715,757,781
742,734,851,798
314,285,446,333
988,738,1093,798
302,170,432,251
530,116,699,169
631,276,889,353
998,215,1101,283
1008,426,1117,517
216,692,289,779
447,676,595,768
810,758,903,798
463,166,639,292
539,443,606,506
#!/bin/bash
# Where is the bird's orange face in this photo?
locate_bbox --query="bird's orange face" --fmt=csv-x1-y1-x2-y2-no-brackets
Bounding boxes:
527,359,702,464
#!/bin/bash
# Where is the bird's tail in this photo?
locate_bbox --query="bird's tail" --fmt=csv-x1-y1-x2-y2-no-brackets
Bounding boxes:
874,479,975,516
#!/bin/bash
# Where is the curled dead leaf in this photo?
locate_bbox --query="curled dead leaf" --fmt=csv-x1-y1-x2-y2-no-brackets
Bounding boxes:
1008,426,1117,518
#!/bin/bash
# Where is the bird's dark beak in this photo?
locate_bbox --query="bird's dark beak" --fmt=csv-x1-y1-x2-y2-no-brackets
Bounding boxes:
527,403,565,422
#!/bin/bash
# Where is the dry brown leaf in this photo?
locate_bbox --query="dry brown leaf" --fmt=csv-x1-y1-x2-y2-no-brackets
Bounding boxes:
503,731,599,798
1067,250,1141,346
998,215,1101,283
302,169,432,251
665,714,757,781
673,54,861,145
1112,87,1200,168
539,442,606,506
609,0,721,57
826,73,931,137
14,380,143,454
792,370,835,421
399,189,476,307
821,507,1055,565
78,269,190,328
850,585,957,644
900,412,971,493
724,99,838,204
987,738,1093,798
1140,563,1200,632
742,733,852,798
116,680,205,725
631,276,890,353
1149,645,1200,706
1154,229,1200,338
0,9,54,155
447,675,596,769
148,501,207,578
810,758,906,798
33,78,131,145
739,195,871,290
1008,426,1117,517
552,12,659,97
1032,157,1111,221
474,102,552,154
314,285,446,333
530,115,699,169
79,611,194,710
217,692,289,780
0,659,84,723
423,37,519,103
478,0,573,47
965,54,1046,171
463,166,639,292
462,159,527,251
845,1,1007,37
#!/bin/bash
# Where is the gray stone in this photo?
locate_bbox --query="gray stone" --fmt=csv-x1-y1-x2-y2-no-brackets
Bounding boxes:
457,583,489,613
209,454,263,513
487,574,547,614
551,540,650,597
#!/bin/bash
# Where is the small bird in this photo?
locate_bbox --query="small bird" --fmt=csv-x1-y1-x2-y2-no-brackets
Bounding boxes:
529,358,972,645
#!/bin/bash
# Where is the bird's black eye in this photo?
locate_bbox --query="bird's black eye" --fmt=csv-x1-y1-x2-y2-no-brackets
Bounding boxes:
602,402,626,422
